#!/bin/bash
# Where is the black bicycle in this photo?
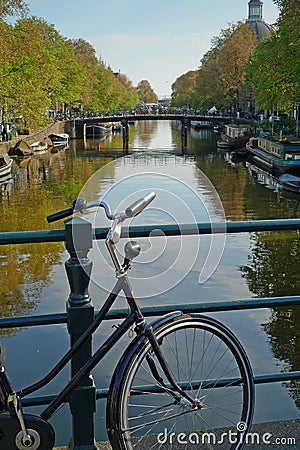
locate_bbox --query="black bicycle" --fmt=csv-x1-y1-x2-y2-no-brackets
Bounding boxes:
0,192,254,450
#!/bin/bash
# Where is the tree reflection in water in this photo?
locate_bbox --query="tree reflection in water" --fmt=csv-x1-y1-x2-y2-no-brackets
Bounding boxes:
240,231,300,409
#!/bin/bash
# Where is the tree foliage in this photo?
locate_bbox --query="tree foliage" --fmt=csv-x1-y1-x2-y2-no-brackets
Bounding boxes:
173,22,257,110
171,71,197,107
245,0,300,111
0,0,28,19
137,80,158,103
0,7,140,127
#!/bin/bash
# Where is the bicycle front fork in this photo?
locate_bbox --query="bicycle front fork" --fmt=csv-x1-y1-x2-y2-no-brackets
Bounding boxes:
142,324,204,410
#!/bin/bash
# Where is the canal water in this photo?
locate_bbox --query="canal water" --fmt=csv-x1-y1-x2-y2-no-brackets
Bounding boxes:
1,120,300,445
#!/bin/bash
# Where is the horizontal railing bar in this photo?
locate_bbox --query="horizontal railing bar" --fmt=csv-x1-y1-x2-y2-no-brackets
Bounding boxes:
1,296,300,329
0,313,67,329
21,371,300,406
0,229,65,245
104,296,300,319
2,218,300,245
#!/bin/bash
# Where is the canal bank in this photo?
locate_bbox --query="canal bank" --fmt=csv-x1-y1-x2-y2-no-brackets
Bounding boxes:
0,121,67,153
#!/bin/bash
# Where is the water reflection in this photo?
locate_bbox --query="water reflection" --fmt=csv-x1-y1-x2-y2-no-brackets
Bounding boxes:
240,231,300,409
1,121,300,443
0,143,114,336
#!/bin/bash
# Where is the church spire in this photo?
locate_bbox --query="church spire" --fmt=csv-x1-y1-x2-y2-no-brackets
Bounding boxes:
248,0,263,22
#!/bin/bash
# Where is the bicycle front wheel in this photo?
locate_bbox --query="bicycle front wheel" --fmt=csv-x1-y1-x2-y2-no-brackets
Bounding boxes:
107,314,254,450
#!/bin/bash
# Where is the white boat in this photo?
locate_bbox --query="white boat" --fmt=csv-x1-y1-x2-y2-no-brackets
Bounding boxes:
0,154,13,182
48,133,70,146
30,140,48,153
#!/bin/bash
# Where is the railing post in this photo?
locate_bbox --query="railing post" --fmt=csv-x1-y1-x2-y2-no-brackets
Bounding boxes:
121,118,129,150
181,118,189,151
65,217,97,450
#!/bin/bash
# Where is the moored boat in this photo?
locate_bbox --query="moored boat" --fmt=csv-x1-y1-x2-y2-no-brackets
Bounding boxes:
30,140,48,153
279,173,300,194
217,124,253,150
246,136,300,175
0,154,13,182
85,122,113,137
48,133,70,146
8,140,33,157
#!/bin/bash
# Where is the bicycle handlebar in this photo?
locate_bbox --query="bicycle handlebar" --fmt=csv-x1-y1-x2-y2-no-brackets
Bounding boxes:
47,207,75,223
125,191,156,218
46,192,156,223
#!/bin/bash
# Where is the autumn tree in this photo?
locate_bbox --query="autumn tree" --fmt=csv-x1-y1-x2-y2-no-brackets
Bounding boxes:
192,22,257,111
0,0,28,19
171,71,197,107
137,80,158,103
192,47,224,110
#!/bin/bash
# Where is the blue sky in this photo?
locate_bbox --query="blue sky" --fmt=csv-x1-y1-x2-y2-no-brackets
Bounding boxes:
26,0,279,98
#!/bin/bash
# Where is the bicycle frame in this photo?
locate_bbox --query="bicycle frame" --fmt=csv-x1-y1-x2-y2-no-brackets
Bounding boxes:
0,193,198,446
13,275,142,420
0,272,193,425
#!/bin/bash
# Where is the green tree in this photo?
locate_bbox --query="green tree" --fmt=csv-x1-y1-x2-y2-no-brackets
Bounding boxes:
137,80,158,103
4,17,85,126
246,0,300,112
70,38,99,107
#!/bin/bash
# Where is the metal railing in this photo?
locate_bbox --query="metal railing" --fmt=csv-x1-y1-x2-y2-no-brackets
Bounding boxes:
1,217,300,450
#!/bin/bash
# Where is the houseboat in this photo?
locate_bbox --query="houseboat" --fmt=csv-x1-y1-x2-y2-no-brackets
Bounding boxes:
246,136,300,175
217,124,252,150
85,122,113,137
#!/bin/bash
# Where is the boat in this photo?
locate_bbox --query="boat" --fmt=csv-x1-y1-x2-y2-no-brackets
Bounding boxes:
217,124,253,150
230,149,248,163
85,123,113,137
217,139,232,150
279,173,300,194
246,136,300,176
48,133,70,146
30,140,48,153
0,154,13,183
8,140,33,157
113,123,123,132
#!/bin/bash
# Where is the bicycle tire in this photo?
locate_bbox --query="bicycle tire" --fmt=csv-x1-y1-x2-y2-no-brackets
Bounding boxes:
107,313,254,450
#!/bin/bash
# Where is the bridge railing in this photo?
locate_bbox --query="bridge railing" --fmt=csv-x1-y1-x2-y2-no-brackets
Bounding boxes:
1,218,300,449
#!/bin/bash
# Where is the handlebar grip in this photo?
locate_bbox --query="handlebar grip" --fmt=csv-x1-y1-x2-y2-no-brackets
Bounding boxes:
47,207,74,223
125,191,156,218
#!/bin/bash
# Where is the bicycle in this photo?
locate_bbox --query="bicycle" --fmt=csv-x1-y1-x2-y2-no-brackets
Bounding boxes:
0,191,254,450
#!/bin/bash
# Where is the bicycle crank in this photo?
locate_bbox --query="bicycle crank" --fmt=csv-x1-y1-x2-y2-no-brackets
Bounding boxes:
0,413,55,450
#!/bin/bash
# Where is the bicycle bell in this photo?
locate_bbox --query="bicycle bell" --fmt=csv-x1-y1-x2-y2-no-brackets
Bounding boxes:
124,241,140,260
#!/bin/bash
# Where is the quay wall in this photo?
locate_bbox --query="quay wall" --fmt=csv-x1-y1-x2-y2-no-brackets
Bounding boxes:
0,121,66,153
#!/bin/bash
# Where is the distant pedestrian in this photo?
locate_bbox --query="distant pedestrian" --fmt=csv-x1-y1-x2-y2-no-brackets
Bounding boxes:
1,125,9,142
